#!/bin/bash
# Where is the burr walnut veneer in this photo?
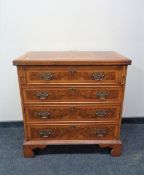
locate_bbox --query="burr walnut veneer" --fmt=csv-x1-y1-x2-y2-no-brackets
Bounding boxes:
13,51,131,157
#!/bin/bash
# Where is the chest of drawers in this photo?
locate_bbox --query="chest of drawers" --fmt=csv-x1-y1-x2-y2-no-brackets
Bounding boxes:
13,51,131,157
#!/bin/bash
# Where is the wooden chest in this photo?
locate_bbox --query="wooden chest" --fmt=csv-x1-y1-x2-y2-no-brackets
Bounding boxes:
13,51,131,157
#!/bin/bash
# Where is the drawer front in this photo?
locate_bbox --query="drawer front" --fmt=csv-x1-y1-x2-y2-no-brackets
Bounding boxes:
25,105,120,122
23,86,122,103
24,66,122,84
28,124,118,140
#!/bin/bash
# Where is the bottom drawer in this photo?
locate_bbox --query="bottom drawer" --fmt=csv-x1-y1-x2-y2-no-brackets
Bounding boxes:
27,124,119,140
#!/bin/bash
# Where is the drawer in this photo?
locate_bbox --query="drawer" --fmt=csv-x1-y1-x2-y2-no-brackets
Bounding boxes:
24,66,122,84
27,124,118,140
25,105,120,122
23,86,122,103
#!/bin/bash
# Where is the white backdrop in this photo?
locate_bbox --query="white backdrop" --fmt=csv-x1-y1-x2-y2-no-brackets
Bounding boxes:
0,0,144,121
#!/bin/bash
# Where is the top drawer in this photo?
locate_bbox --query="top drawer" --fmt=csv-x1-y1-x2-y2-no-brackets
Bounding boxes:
23,66,122,85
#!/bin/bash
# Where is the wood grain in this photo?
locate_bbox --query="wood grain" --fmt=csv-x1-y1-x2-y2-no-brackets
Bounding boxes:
13,51,132,65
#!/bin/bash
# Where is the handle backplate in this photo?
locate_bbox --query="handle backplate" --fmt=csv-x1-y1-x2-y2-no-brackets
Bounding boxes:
36,111,50,119
40,72,53,80
95,110,107,117
39,130,53,138
36,92,49,100
91,72,105,80
95,128,108,137
96,91,109,99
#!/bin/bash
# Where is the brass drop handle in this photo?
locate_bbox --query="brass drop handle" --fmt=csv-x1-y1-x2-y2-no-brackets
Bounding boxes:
36,92,49,100
96,92,109,100
95,129,108,137
91,72,105,80
39,130,53,138
36,111,50,119
40,72,53,80
95,110,107,117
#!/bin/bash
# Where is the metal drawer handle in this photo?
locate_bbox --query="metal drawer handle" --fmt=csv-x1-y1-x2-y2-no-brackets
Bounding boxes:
96,92,109,99
40,72,53,80
91,72,105,80
95,129,108,137
36,92,49,100
95,110,107,117
39,130,53,138
36,111,50,119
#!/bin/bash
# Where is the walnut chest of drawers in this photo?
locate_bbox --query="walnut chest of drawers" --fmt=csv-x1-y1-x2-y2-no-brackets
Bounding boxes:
13,51,131,157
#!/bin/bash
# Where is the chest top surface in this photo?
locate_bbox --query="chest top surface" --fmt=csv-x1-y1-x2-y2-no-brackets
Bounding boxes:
13,51,131,66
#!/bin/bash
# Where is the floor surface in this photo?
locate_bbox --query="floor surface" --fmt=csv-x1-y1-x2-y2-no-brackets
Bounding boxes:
0,124,144,175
